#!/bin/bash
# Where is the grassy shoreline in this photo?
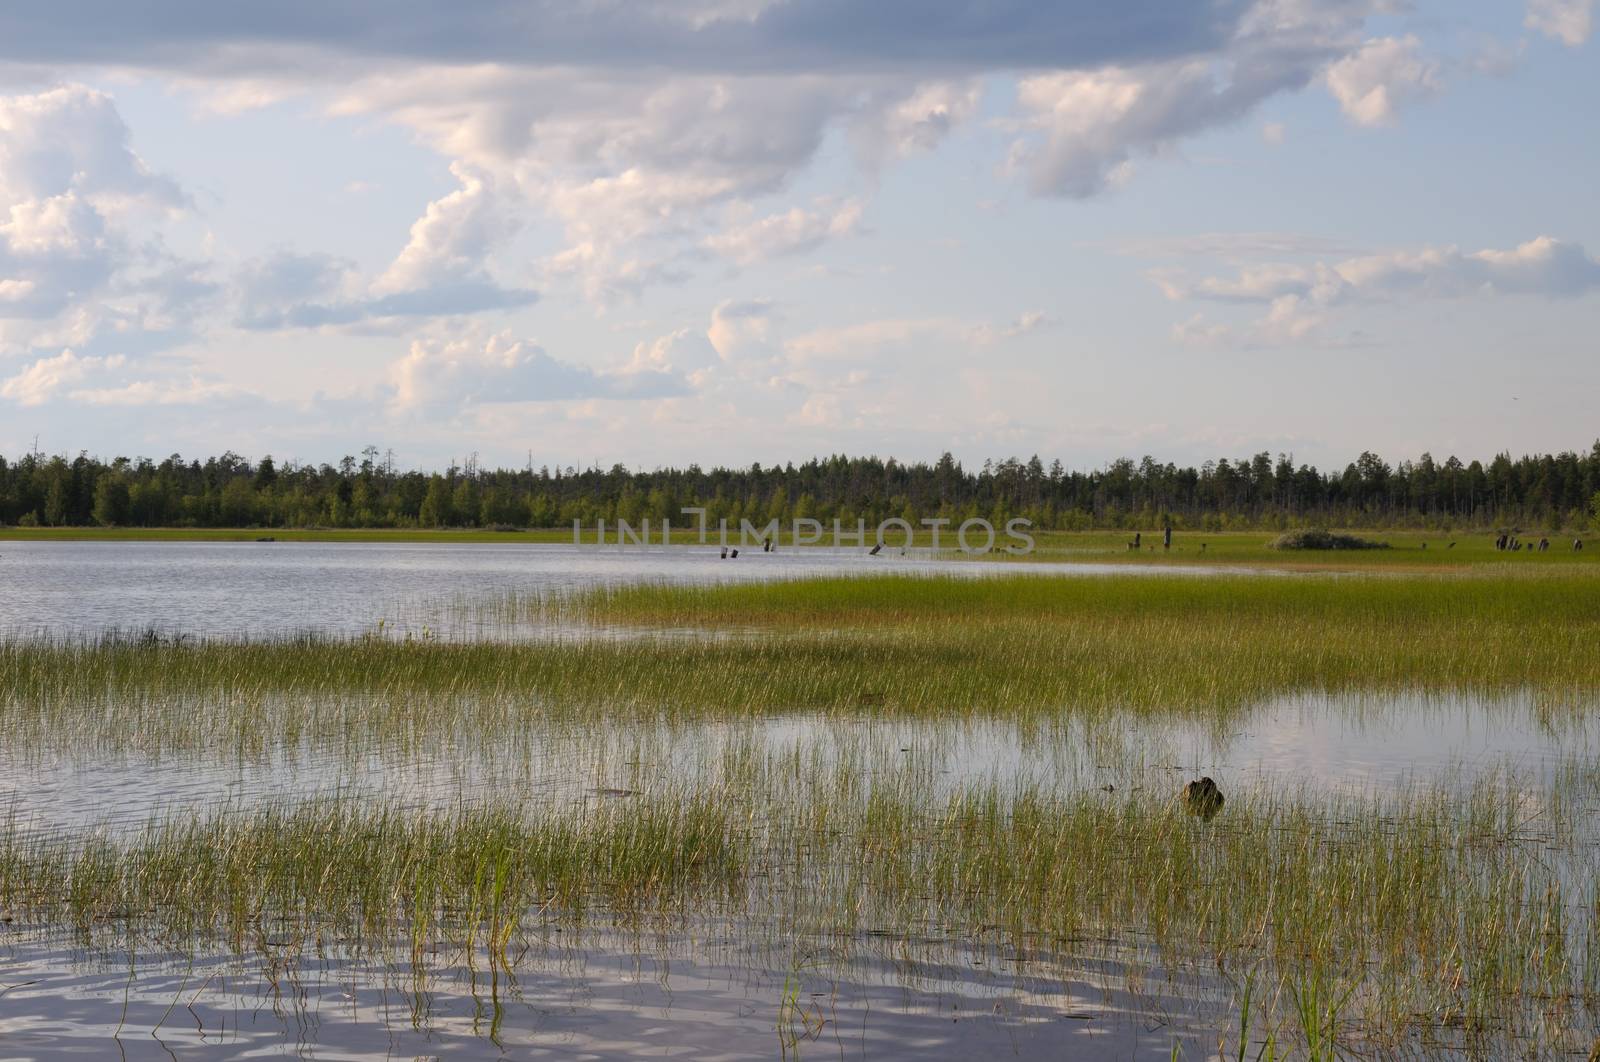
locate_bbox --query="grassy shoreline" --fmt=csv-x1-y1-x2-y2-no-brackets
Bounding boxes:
2,524,1594,569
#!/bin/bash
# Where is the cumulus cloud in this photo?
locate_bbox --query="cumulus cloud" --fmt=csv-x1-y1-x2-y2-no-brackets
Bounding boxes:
372,164,525,298
390,331,688,410
0,84,210,357
233,167,537,330
1324,36,1441,126
708,299,781,364
856,80,982,166
0,2,1504,364
0,348,245,406
0,349,122,405
1005,0,1359,199
297,3,1381,297
621,300,782,392
331,71,880,301
1526,0,1595,46
973,310,1054,343
703,198,862,266
0,346,246,408
1,5,1454,312
626,327,722,381
0,193,115,319
0,84,183,209
1162,235,1600,346
1165,235,1600,306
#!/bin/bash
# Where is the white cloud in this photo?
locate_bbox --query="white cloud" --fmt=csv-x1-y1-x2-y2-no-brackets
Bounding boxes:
0,193,114,319
1004,0,1374,199
627,327,722,381
233,168,538,329
71,377,239,406
0,6,1445,321
0,84,209,357
963,311,1056,346
0,84,182,210
177,78,300,116
302,3,1384,298
390,330,687,411
857,80,982,166
792,392,844,427
703,198,863,266
1171,313,1234,347
0,347,241,407
373,163,518,296
1164,236,1600,306
1344,236,1600,297
707,299,780,364
1324,36,1441,127
331,69,874,302
1162,234,1600,346
0,349,124,405
1526,0,1595,45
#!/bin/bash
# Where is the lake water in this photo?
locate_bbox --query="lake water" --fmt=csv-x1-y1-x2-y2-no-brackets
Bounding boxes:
0,923,1226,1060
0,541,1581,1058
0,540,1236,640
2,693,1592,839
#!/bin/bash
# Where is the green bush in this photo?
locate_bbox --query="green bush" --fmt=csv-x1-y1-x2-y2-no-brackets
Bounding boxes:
1269,529,1389,551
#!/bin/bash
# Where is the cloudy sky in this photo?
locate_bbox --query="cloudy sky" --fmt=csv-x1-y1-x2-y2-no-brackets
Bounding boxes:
0,0,1596,471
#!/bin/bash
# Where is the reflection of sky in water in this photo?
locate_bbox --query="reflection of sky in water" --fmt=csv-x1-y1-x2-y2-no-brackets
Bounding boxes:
3,692,1593,837
0,923,1225,1061
0,539,1250,641
0,543,1586,1057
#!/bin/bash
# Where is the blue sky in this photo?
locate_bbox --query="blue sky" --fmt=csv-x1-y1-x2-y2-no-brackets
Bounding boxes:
0,0,1596,472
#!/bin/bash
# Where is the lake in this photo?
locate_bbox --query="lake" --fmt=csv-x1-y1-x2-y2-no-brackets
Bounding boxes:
0,541,1588,1059
0,539,1236,640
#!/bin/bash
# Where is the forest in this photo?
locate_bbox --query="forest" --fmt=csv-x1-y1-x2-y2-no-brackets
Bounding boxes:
2,444,1598,531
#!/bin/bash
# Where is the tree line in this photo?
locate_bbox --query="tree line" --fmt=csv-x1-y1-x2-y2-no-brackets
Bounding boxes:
2,444,1598,532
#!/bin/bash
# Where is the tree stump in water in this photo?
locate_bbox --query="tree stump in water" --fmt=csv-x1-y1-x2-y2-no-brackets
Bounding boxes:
1183,777,1224,821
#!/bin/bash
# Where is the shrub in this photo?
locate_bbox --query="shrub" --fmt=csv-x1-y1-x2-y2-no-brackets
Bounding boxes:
1269,528,1389,551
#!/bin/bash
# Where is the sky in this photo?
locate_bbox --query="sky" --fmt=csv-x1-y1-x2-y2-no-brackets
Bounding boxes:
0,0,1596,474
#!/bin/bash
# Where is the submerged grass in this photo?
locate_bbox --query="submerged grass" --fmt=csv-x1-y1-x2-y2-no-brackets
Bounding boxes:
3,571,1593,753
0,766,1593,1054
4,567,1600,1052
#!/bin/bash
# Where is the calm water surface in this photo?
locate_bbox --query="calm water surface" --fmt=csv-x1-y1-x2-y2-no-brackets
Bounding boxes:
0,541,1581,1058
0,540,1236,640
2,693,1592,837
0,925,1223,1060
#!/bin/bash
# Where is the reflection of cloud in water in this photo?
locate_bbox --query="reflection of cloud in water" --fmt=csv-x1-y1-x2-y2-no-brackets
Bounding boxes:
1223,690,1600,797
0,539,1252,642
2,691,1592,837
0,925,1225,1059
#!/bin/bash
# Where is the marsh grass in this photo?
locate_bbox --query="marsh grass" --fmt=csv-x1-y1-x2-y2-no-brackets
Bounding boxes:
1,571,1596,754
5,568,1599,1052
0,765,1593,1055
